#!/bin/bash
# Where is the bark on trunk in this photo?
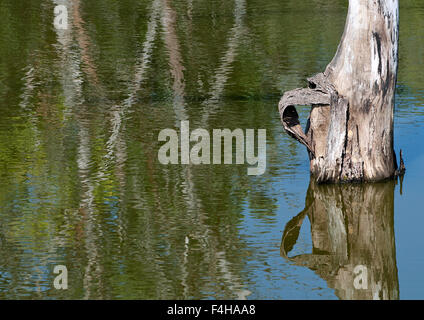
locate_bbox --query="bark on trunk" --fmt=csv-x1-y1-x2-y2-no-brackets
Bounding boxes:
279,0,405,183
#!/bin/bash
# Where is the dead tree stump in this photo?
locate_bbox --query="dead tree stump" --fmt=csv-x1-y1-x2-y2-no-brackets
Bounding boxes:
279,0,405,183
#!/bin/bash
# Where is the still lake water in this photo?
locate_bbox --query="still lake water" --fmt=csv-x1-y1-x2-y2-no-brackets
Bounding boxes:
0,0,423,300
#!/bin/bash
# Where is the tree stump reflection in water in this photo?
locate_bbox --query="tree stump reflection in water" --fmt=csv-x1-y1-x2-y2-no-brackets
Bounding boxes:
281,180,399,300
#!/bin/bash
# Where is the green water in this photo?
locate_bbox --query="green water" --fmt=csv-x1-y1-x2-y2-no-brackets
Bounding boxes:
0,0,424,300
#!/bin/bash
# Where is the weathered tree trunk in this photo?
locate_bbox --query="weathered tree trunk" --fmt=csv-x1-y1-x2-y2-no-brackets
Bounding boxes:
279,0,405,183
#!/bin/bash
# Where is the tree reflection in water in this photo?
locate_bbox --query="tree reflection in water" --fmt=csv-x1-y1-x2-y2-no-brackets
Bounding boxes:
281,180,399,300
